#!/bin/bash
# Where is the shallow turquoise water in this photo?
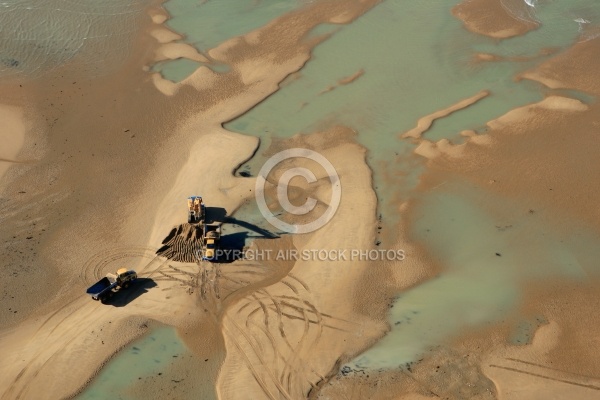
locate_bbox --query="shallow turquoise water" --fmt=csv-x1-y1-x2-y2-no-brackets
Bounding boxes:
77,327,187,400
225,0,598,245
151,58,203,83
347,181,600,369
152,0,306,80
163,0,304,53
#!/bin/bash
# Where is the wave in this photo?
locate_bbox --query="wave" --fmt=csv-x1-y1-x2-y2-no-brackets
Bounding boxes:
500,0,540,25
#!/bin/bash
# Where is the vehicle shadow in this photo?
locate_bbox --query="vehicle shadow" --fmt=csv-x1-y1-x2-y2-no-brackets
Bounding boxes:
109,278,157,307
212,225,279,264
205,206,227,224
223,216,279,239
210,232,249,264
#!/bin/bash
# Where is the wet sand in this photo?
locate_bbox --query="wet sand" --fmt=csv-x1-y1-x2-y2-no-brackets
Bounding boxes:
521,36,600,95
401,90,490,139
317,15,600,400
397,37,600,400
453,0,538,39
0,105,27,185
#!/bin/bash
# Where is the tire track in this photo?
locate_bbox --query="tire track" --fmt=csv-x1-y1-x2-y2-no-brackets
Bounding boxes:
6,300,114,399
268,294,356,324
225,315,294,400
232,278,328,399
287,273,309,291
276,279,313,396
0,190,66,224
257,290,286,339
246,318,315,393
222,324,279,400
506,358,600,381
79,246,156,285
251,293,271,329
4,252,170,400
489,364,600,390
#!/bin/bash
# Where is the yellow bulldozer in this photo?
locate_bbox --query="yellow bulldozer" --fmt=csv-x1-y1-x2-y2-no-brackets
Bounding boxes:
187,196,205,224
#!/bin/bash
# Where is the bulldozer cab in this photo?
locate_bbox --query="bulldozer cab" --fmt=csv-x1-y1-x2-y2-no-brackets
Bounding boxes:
188,196,202,212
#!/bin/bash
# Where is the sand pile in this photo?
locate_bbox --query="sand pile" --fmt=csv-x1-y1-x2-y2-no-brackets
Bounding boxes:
157,223,204,263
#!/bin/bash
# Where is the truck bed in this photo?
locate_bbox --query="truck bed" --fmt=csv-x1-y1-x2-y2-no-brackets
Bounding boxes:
86,277,118,299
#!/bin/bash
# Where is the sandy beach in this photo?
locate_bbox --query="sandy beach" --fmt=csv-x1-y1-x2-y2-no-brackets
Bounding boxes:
2,0,600,399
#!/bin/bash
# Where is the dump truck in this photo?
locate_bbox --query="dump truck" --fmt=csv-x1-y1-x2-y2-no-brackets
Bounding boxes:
202,223,221,261
187,196,205,224
86,268,137,303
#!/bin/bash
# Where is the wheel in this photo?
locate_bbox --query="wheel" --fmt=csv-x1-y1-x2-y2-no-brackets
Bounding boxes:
122,282,130,289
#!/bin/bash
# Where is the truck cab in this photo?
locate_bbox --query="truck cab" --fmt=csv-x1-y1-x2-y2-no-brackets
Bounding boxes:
204,238,216,260
115,268,137,285
202,223,221,261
